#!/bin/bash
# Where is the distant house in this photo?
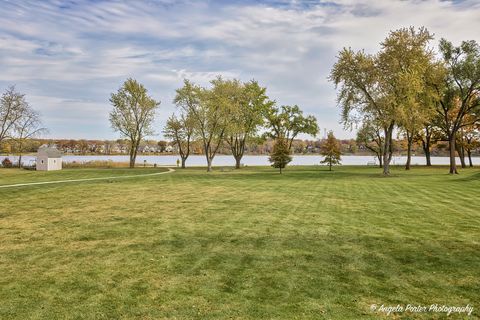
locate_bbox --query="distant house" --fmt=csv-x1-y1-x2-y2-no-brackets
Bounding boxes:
36,147,62,171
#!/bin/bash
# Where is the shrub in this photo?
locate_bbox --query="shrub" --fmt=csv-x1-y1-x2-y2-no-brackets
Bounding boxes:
269,138,292,174
1,158,13,168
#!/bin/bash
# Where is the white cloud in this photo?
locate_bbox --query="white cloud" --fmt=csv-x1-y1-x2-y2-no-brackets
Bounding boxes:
0,0,479,139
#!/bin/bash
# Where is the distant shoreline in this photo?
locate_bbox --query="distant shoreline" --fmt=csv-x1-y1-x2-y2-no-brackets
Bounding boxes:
1,152,471,157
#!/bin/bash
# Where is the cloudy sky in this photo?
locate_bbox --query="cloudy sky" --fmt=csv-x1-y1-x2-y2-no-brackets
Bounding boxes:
0,0,479,140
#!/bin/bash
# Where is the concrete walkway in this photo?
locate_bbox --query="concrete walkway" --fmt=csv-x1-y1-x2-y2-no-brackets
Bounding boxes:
0,168,175,189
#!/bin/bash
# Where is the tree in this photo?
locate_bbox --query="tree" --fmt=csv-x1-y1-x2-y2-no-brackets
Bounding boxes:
331,27,434,175
435,39,480,174
415,124,439,166
330,46,393,174
347,139,358,154
202,77,237,171
77,139,89,155
464,125,479,167
399,103,435,170
225,80,273,169
0,141,12,154
157,140,167,152
12,107,47,167
175,78,232,172
269,138,292,174
1,86,28,147
264,104,318,151
454,112,480,168
103,140,115,154
398,63,438,170
109,78,160,168
411,62,447,167
356,119,384,167
163,112,195,168
456,129,467,168
320,131,342,171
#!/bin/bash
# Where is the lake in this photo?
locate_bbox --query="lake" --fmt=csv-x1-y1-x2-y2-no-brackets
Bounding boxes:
1,154,477,167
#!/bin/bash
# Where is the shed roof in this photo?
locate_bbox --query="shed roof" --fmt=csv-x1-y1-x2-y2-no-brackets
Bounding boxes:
37,147,62,158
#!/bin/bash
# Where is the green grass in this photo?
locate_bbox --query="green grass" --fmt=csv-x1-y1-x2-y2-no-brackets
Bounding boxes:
0,165,479,319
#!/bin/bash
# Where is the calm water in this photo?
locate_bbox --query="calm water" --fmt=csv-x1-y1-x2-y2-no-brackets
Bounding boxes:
1,154,477,166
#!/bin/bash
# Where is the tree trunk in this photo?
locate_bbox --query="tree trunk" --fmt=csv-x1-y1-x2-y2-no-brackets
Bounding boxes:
405,136,412,170
422,135,432,166
279,166,282,174
382,124,394,175
422,126,432,167
329,161,332,171
377,155,383,168
129,153,135,168
456,142,466,168
467,149,473,167
382,149,390,175
229,137,245,170
129,142,137,168
405,146,411,170
181,157,186,169
235,156,241,169
206,157,212,172
18,154,22,168
448,135,458,174
425,148,432,166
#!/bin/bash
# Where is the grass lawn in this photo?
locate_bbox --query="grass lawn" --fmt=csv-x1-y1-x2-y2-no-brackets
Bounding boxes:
0,165,479,319
0,167,168,185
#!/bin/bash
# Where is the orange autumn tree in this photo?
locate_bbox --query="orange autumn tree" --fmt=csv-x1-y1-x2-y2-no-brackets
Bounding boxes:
320,131,342,171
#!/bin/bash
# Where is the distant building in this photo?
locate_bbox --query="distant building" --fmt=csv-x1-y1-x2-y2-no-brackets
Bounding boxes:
36,147,62,171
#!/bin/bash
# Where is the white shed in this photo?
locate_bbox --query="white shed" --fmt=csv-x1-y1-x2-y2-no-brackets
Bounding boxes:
36,147,62,171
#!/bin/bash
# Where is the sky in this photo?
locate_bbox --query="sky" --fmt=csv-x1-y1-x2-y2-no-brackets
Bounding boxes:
0,0,479,140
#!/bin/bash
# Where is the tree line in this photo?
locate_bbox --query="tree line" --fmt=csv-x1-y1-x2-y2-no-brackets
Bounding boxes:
3,27,479,174
110,77,319,171
0,86,46,167
330,26,480,175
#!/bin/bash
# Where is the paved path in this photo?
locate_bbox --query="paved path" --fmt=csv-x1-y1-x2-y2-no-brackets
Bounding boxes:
0,168,175,189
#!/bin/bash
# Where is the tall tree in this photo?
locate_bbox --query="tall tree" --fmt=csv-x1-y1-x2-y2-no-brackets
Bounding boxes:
463,124,479,167
320,131,342,171
436,39,480,174
456,129,467,168
356,119,384,167
331,27,434,175
330,47,394,174
1,86,28,147
163,112,195,168
109,78,160,168
175,78,231,172
269,137,292,174
415,122,443,167
398,63,438,170
264,104,318,151
226,80,273,169
13,107,47,167
414,62,447,167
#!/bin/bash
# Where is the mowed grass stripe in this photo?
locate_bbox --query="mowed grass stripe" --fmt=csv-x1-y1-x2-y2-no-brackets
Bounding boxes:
0,166,479,319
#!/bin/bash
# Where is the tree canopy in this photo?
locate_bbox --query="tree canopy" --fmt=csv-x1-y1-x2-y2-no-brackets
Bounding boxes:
109,78,160,168
163,112,195,168
331,27,440,174
225,80,274,169
264,104,319,150
320,131,341,171
269,137,292,174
